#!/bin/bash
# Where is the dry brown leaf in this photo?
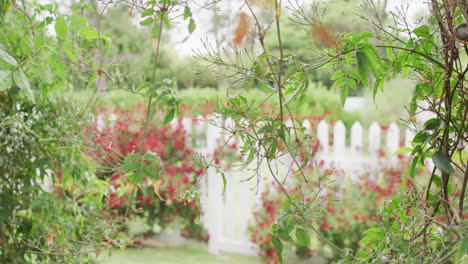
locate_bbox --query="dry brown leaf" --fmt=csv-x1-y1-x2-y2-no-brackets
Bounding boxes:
234,12,249,46
275,0,282,19
312,24,337,48
152,179,165,201
124,180,135,195
45,233,56,246
96,247,106,257
151,37,158,54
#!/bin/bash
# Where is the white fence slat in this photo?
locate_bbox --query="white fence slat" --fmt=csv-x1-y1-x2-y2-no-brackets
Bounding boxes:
368,122,381,179
386,123,400,167
206,119,223,255
170,117,178,130
333,121,346,195
333,121,346,157
405,128,414,148
303,119,312,134
350,121,363,182
182,117,192,146
237,134,251,242
317,120,329,156
285,118,294,129
368,122,381,156
207,166,222,255
224,173,235,240
195,115,206,151
351,122,363,156
238,177,250,242
224,117,235,144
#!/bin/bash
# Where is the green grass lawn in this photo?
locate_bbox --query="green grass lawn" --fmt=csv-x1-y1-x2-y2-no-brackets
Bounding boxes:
100,246,261,264
99,244,328,264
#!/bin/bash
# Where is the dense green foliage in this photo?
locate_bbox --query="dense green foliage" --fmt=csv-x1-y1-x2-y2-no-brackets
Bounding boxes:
0,2,126,262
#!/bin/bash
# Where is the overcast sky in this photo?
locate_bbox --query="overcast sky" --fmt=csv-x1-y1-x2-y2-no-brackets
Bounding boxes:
170,0,430,56
37,0,430,56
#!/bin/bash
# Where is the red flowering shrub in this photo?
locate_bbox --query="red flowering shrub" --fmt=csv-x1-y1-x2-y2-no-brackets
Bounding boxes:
88,104,208,241
250,186,284,264
249,145,427,262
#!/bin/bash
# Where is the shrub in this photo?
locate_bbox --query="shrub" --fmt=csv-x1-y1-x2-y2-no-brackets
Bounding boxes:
88,104,208,241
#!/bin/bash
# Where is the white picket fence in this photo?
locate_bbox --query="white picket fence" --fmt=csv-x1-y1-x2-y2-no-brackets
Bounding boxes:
165,115,429,256
97,113,431,255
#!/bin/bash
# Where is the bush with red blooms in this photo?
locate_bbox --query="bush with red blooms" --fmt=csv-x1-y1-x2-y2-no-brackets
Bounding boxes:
249,146,429,262
88,104,208,241
249,186,284,264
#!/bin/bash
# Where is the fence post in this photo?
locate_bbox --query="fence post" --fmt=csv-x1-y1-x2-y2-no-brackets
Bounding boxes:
368,122,381,179
350,121,363,183
317,120,329,166
206,115,223,255
333,121,346,197
237,129,251,243
386,123,400,167
224,118,235,241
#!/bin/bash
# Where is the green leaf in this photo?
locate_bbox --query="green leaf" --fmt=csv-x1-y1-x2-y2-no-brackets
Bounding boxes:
183,6,191,20
356,51,369,87
0,70,12,91
414,25,429,37
55,16,68,39
220,171,227,195
330,69,345,80
140,17,153,26
424,118,441,130
142,9,154,18
392,147,412,155
276,128,286,142
331,77,346,89
363,227,384,239
79,27,100,39
258,125,273,134
13,69,33,99
353,32,373,42
347,78,357,90
373,78,381,102
0,48,17,68
163,13,170,29
152,23,161,38
163,108,175,125
408,156,418,178
340,85,348,106
457,237,468,263
270,139,278,159
188,18,196,33
413,131,430,143
347,69,359,79
295,228,310,246
122,154,142,173
361,48,379,78
432,151,455,175
271,237,283,264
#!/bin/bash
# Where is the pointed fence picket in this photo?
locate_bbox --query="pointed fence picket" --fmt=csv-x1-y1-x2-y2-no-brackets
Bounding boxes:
194,117,416,256
96,113,422,256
